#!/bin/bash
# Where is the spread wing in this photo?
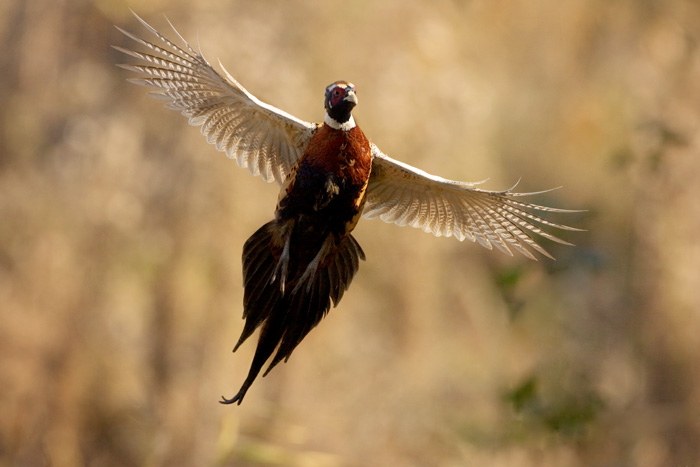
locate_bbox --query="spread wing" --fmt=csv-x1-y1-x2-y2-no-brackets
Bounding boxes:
364,145,582,260
114,13,316,185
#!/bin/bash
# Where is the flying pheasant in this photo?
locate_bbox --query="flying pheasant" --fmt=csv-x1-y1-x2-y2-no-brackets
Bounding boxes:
115,13,581,405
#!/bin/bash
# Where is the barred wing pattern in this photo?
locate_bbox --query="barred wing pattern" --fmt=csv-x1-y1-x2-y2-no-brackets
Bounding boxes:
114,13,316,185
364,145,581,260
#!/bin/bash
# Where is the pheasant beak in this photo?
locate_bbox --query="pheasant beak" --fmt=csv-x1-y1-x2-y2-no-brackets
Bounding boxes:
343,88,358,105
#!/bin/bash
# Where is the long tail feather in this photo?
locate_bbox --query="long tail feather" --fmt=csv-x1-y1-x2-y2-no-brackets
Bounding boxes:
221,223,364,405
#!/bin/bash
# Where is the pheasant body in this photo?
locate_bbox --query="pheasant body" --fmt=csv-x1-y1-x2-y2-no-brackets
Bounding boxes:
226,83,371,403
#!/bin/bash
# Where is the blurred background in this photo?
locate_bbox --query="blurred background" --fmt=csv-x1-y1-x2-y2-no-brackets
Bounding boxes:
2,0,700,465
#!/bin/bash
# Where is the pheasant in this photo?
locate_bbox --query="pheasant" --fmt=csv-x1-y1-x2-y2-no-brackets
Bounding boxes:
115,13,581,405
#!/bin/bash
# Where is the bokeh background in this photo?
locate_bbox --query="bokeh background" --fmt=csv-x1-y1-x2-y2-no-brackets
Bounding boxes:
2,0,700,465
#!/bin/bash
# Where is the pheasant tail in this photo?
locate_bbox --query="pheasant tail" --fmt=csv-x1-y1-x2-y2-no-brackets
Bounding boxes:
221,221,365,405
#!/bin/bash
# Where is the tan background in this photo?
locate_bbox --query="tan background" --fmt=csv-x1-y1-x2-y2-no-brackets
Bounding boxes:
2,0,700,465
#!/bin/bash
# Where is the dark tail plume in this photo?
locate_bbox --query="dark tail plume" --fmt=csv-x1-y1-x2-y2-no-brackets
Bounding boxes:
220,221,364,405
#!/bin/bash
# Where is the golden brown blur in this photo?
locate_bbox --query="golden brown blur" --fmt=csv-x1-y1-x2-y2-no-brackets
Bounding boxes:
2,0,700,465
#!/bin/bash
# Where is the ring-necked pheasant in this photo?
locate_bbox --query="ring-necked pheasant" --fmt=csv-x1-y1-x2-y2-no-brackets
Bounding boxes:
115,13,581,404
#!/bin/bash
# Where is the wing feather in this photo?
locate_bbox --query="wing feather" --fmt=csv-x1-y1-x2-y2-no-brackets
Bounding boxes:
114,12,316,185
364,145,583,260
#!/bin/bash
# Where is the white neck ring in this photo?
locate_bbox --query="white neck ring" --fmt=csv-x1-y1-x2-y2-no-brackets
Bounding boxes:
325,113,356,131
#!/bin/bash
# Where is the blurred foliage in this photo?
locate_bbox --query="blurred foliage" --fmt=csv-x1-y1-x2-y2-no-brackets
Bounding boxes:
505,375,604,437
2,0,700,465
